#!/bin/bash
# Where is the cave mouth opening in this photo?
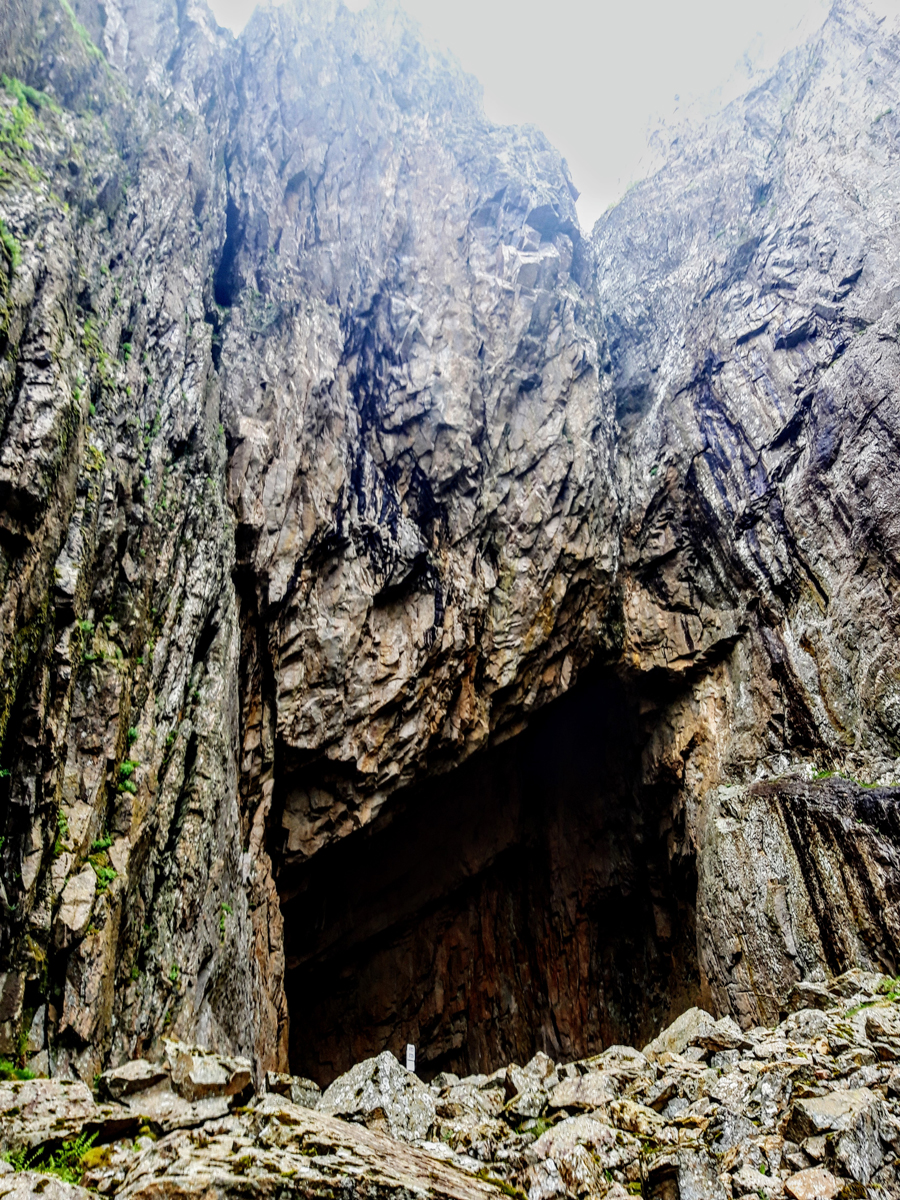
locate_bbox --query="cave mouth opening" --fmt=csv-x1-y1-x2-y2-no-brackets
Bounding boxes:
276,668,702,1088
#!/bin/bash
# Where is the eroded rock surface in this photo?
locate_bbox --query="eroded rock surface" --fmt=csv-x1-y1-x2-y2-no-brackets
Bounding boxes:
3,975,900,1197
0,0,899,1110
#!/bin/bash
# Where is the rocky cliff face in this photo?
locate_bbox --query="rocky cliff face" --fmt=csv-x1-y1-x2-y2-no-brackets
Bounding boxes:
596,0,900,1028
0,0,898,1093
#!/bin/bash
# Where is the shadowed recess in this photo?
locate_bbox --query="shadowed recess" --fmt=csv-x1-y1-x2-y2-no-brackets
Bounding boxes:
277,670,701,1086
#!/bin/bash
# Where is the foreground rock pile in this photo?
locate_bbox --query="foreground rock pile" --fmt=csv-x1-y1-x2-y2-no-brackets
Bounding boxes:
3,971,900,1197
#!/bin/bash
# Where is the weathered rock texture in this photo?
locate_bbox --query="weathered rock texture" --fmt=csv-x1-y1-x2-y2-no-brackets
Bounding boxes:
282,670,701,1082
4,973,900,1198
595,0,900,1035
0,0,899,1093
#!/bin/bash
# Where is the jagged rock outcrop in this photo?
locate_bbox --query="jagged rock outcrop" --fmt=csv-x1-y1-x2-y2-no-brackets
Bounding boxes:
0,0,900,1100
0,0,615,1081
0,0,269,1079
4,972,900,1197
596,0,900,1031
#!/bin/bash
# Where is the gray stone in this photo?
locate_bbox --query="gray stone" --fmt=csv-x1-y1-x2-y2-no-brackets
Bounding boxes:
25,1050,48,1078
0,1174,95,1199
318,1050,436,1143
785,1087,882,1140
265,1070,321,1109
697,1015,751,1052
0,1079,101,1152
113,1096,505,1200
787,1087,886,1183
114,1088,231,1133
98,1058,169,1101
532,1114,640,1172
643,1007,717,1060
783,983,836,1015
677,1151,731,1200
164,1041,252,1103
713,1108,758,1152
25,1006,45,1055
53,866,96,949
731,1163,783,1197
548,1071,619,1111
504,1083,548,1121
784,1167,840,1200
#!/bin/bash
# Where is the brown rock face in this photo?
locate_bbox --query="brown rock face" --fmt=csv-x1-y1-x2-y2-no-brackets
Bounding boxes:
0,0,899,1087
283,671,699,1082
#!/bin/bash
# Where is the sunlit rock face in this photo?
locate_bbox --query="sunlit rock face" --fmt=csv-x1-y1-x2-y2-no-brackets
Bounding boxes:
0,0,899,1086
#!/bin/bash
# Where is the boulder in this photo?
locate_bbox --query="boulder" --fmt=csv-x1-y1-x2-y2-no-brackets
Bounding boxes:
829,970,887,999
521,1052,556,1082
504,1082,548,1121
318,1050,436,1143
0,1079,101,1152
536,1142,609,1197
731,1163,783,1197
677,1151,732,1200
785,1088,885,1184
784,1167,840,1200
532,1113,640,1172
865,1006,900,1044
265,1071,321,1109
114,1096,507,1200
112,1087,232,1133
548,1070,619,1111
0,1173,95,1199
696,1015,752,1052
587,1045,652,1077
436,1079,506,1121
643,1149,729,1200
783,983,836,1015
643,1008,717,1060
98,1059,169,1101
785,1088,882,1140
608,1098,669,1139
163,1041,252,1103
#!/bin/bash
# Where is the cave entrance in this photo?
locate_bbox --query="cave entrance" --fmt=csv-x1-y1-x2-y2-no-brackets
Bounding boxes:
277,670,701,1086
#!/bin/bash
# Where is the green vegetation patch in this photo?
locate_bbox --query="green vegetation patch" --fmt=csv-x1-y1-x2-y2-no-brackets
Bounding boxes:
474,1170,527,1200
0,220,20,270
57,0,104,60
0,1059,34,1082
2,1131,97,1183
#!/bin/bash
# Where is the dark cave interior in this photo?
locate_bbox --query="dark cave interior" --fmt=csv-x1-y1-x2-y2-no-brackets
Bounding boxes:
277,669,701,1086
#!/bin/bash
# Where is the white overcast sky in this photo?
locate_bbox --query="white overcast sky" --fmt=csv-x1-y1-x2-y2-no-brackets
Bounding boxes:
207,0,900,228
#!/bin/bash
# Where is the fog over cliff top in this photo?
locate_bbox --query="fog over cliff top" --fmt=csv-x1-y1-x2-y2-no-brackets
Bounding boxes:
209,0,900,224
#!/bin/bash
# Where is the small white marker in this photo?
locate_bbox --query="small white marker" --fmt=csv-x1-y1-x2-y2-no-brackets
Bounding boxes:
405,1043,416,1073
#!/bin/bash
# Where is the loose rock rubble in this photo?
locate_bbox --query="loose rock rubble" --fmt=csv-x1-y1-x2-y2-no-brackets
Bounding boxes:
4,971,900,1197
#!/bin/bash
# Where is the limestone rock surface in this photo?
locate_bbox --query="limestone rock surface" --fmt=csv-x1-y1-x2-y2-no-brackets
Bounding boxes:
318,1050,437,1142
2,976,900,1196
1,0,900,1112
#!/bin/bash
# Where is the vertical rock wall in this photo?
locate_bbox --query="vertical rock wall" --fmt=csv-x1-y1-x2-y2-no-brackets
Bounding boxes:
594,0,900,1026
0,0,281,1079
0,0,899,1083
